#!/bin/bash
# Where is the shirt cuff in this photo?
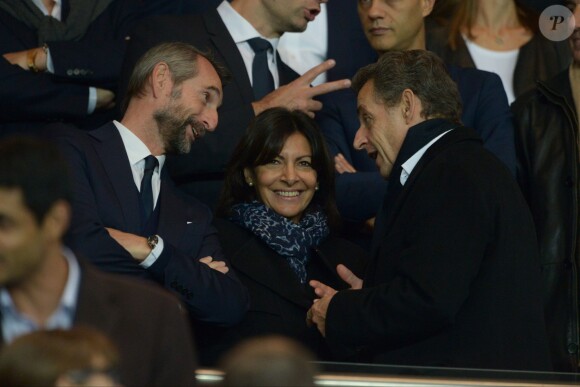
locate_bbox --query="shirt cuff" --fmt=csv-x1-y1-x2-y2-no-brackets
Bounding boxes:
87,87,97,114
45,47,54,73
140,236,164,268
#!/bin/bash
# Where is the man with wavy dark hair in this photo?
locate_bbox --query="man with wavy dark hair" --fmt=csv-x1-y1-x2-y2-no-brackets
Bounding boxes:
308,50,551,371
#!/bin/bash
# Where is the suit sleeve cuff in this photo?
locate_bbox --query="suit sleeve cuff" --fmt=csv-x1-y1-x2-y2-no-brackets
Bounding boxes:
139,236,164,268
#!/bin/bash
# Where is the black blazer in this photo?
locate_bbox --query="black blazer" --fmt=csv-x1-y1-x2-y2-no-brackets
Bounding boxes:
119,9,301,208
326,125,552,371
325,0,377,81
0,0,183,134
0,256,196,387
213,218,367,362
51,123,249,327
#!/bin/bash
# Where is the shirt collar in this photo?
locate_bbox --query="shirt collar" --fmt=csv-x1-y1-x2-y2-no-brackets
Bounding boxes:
217,0,280,52
32,0,62,19
113,120,166,172
400,130,452,186
0,246,81,327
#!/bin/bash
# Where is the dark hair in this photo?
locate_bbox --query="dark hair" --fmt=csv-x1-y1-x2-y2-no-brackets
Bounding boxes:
447,0,539,50
0,137,72,224
122,41,230,113
352,50,462,124
216,107,339,227
0,327,120,387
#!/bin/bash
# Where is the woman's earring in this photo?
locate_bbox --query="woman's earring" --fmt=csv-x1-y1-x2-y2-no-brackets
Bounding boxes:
247,180,254,187
315,184,319,191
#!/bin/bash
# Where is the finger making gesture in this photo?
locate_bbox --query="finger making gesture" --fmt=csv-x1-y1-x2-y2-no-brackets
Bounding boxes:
252,59,351,118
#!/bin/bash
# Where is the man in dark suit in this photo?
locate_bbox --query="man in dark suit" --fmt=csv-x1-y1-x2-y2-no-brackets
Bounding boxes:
307,50,551,371
316,0,516,234
53,43,249,339
0,0,184,135
0,137,195,386
120,0,351,209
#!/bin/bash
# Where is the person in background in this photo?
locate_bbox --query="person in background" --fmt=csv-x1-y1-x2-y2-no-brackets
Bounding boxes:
0,136,196,386
0,327,122,387
214,107,367,363
308,50,551,371
511,0,580,372
119,0,351,210
428,0,570,104
219,335,319,387
0,0,184,135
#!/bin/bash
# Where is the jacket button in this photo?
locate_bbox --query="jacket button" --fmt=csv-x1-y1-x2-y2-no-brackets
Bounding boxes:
73,69,80,75
565,176,574,187
66,69,73,76
568,343,578,354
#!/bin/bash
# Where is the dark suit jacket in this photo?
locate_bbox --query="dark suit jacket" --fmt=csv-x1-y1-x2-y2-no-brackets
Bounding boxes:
212,218,367,362
0,0,183,134
316,65,516,222
326,125,551,371
0,256,195,387
325,0,377,82
52,123,249,327
119,9,301,208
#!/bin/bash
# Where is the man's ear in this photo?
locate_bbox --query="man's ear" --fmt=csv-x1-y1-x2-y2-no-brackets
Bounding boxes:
150,61,172,99
401,88,419,124
42,200,71,241
422,0,436,18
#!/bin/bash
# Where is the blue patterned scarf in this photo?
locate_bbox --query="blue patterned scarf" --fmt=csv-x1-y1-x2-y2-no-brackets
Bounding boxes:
229,201,330,284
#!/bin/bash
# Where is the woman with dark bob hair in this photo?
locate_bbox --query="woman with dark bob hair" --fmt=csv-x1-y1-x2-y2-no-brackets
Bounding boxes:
214,107,367,360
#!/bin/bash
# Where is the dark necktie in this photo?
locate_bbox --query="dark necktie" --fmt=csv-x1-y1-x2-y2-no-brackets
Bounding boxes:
247,37,275,100
140,155,158,222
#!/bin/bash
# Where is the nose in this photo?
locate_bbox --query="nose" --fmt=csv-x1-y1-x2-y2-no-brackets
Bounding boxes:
353,126,368,151
364,0,382,20
281,164,298,184
201,108,218,132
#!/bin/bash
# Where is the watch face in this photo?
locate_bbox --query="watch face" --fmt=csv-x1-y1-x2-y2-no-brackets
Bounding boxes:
147,235,158,249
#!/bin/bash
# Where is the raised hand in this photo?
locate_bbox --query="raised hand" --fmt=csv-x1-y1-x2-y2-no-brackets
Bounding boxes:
252,59,351,118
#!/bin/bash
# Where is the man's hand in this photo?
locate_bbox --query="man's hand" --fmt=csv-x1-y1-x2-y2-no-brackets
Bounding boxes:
252,59,351,118
96,88,115,111
334,153,357,174
3,47,47,71
105,227,150,261
199,256,229,274
337,264,363,289
307,295,334,337
307,264,363,336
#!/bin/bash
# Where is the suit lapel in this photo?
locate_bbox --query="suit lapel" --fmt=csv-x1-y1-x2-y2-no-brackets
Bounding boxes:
277,52,300,85
204,10,254,103
232,235,312,309
90,124,142,234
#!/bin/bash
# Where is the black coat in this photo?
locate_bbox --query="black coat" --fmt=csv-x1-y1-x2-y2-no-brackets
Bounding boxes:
512,69,580,372
213,218,367,362
326,125,552,371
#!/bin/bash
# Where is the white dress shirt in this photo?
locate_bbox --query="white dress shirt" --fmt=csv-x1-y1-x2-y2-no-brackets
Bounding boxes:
400,130,453,186
217,0,281,89
114,120,165,267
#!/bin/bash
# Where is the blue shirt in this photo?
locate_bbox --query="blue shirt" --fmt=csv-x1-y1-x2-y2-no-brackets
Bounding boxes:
0,247,81,343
